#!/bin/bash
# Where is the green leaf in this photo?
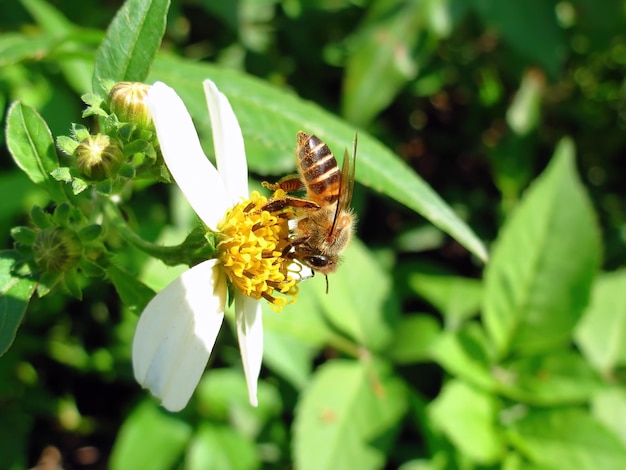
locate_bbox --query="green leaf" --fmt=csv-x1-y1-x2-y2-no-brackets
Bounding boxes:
497,351,601,406
483,138,600,357
406,269,482,327
506,70,544,137
430,322,496,390
315,239,397,352
575,269,626,375
6,101,67,203
263,328,314,390
507,408,626,470
0,407,31,470
472,0,567,79
186,423,259,470
106,264,155,313
591,387,626,447
342,0,422,126
0,170,47,220
293,359,407,470
92,0,171,97
148,57,488,262
429,379,504,464
21,0,95,93
110,401,191,470
0,32,54,67
342,0,467,126
262,280,332,349
386,314,441,364
195,369,281,434
0,251,37,356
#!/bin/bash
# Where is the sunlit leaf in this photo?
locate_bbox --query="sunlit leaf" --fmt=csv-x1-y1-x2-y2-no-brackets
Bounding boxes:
293,359,407,470
430,322,495,390
315,239,397,352
263,328,314,390
262,281,332,349
186,423,259,470
483,138,600,357
507,408,626,470
429,379,504,464
0,33,54,67
0,251,37,356
109,401,191,470
575,269,626,375
194,369,281,435
6,101,68,203
591,387,626,447
497,351,601,405
406,269,482,326
92,0,170,96
386,314,441,364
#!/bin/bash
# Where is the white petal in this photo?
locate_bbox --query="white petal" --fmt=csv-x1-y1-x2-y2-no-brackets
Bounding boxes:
289,261,314,281
132,260,227,411
234,291,263,407
203,80,249,203
148,82,229,229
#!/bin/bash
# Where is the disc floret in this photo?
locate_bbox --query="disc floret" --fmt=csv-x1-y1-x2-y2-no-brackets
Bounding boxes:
217,190,297,311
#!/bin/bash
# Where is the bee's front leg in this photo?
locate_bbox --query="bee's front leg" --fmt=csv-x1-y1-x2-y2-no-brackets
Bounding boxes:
262,196,319,213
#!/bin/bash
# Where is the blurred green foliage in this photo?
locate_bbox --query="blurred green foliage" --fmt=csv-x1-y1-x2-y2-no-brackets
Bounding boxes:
2,0,626,469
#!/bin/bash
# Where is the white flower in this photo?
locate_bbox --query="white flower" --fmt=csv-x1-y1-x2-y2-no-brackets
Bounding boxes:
132,80,296,411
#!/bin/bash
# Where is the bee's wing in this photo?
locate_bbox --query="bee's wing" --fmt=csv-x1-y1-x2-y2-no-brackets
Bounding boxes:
330,133,357,235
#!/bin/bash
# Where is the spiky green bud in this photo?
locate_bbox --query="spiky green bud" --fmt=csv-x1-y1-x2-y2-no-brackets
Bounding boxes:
74,134,124,181
32,227,82,273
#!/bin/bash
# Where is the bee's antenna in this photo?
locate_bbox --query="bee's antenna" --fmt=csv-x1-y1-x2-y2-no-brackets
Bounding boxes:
325,275,329,294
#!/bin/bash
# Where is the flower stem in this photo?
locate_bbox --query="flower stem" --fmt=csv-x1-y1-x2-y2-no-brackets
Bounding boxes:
103,200,206,266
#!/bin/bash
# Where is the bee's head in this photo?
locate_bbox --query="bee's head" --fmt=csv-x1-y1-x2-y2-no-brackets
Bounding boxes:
303,254,337,273
301,254,339,294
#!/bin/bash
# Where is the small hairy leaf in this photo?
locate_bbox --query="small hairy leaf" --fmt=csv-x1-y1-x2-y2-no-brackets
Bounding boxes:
6,101,67,203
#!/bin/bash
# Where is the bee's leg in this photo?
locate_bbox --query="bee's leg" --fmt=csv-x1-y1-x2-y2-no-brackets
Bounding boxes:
281,236,311,257
262,197,319,213
262,174,304,193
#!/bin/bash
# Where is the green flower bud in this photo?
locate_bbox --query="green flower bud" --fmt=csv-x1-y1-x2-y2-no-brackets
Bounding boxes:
108,82,153,130
74,134,124,181
32,227,82,273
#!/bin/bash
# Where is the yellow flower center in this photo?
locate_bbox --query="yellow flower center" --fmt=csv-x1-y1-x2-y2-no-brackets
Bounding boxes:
217,190,298,312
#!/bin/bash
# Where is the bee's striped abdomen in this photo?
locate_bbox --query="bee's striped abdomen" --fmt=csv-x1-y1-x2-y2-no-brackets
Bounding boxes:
297,132,341,205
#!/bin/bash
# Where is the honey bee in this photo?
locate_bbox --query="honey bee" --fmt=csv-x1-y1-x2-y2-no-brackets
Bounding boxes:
262,131,357,289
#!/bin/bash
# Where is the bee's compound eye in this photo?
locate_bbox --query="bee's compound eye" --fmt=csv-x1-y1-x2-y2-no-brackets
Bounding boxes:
306,255,330,268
